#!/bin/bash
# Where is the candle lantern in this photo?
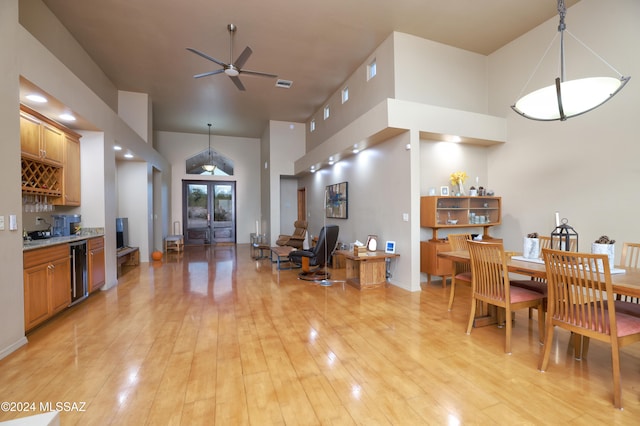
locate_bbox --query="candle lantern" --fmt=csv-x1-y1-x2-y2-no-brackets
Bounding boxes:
551,218,578,251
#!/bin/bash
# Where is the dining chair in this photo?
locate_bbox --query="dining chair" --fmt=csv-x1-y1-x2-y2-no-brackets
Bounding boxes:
512,235,577,319
539,248,640,409
447,233,472,311
466,241,546,354
614,242,640,315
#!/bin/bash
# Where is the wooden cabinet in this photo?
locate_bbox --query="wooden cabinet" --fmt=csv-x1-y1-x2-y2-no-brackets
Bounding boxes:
420,196,502,284
19,109,64,166
21,105,81,206
53,134,81,206
88,237,105,292
23,244,71,331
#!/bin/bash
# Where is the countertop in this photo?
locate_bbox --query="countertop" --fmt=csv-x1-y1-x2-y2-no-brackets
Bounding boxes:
23,232,105,251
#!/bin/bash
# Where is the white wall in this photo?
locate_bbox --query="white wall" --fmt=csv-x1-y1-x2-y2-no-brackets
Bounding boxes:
267,121,306,245
393,32,488,113
279,177,299,236
118,91,152,144
117,161,150,259
0,0,28,360
155,130,261,244
486,0,640,260
300,131,415,291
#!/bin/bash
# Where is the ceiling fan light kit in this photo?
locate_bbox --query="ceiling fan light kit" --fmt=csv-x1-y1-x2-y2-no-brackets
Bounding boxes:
511,0,629,121
187,24,278,91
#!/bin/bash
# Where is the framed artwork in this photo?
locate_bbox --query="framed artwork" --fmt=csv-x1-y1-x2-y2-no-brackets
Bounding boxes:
326,182,348,219
440,186,449,196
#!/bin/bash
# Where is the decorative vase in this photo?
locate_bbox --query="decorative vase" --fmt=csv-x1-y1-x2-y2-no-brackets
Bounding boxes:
457,179,465,195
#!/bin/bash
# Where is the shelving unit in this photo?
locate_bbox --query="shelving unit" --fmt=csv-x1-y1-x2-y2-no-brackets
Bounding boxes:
420,196,502,285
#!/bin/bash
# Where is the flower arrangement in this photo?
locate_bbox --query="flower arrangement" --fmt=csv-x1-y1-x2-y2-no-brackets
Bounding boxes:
450,171,468,186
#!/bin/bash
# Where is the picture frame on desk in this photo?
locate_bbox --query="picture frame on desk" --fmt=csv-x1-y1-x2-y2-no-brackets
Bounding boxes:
440,186,449,196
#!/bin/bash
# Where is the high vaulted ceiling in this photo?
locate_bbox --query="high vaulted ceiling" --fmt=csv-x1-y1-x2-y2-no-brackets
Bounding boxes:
38,0,579,138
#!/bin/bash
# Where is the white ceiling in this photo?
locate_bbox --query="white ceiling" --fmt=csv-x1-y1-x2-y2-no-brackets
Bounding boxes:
33,0,578,138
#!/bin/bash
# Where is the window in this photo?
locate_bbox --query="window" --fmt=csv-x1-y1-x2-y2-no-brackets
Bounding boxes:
324,105,330,120
367,58,377,81
341,87,349,104
310,119,316,132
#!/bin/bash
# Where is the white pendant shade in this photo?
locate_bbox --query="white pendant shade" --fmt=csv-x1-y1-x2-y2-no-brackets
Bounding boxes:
512,76,629,121
512,0,629,121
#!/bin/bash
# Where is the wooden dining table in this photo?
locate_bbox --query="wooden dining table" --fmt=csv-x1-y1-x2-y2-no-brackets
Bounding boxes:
439,250,640,298
438,250,640,327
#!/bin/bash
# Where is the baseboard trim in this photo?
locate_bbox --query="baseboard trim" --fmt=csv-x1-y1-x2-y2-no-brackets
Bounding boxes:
0,335,28,361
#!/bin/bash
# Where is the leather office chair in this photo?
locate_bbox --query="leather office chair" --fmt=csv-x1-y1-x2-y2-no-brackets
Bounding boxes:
275,220,308,249
289,225,339,281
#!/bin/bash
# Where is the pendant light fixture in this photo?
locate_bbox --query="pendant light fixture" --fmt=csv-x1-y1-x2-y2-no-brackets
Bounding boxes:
511,0,630,121
202,123,216,173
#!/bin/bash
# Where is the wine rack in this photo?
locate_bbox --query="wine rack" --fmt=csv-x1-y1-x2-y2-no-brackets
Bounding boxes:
21,157,62,196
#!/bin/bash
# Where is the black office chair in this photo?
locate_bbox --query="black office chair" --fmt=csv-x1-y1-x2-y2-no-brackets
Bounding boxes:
289,225,339,281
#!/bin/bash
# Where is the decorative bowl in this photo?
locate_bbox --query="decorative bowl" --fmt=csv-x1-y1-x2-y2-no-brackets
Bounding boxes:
447,219,458,225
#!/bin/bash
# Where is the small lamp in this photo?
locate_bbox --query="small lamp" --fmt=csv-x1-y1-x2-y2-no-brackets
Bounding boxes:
366,235,378,252
551,218,578,251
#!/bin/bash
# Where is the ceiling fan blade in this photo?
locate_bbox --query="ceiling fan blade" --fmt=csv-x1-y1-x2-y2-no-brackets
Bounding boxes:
240,69,278,78
234,46,252,69
229,76,246,91
193,69,225,79
186,47,227,67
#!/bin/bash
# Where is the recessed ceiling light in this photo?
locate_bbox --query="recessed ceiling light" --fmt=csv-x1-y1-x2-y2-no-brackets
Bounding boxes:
124,153,134,159
114,145,122,151
59,113,76,121
26,94,47,103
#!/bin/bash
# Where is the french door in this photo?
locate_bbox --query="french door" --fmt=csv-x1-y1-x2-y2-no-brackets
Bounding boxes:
183,180,236,245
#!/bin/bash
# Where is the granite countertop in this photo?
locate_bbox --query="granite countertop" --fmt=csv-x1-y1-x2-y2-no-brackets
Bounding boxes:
23,231,105,251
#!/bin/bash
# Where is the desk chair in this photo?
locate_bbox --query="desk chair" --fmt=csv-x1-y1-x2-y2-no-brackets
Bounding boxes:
289,225,339,281
540,248,640,409
164,221,184,253
466,241,545,354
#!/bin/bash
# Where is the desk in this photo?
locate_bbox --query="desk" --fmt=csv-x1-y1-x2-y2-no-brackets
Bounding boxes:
439,250,640,298
336,250,399,290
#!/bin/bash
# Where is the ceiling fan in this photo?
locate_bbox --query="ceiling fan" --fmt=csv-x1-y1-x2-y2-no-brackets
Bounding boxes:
186,24,277,91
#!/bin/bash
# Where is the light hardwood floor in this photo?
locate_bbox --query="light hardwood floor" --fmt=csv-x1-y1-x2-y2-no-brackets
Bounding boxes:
2,244,640,425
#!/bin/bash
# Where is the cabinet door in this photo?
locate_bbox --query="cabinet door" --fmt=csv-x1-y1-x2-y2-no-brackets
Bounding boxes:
24,264,50,331
62,135,81,205
49,256,71,315
41,123,64,165
88,238,105,292
20,112,41,159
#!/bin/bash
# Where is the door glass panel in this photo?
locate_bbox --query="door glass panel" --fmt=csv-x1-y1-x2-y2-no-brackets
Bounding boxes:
186,183,210,244
183,181,236,245
212,184,235,243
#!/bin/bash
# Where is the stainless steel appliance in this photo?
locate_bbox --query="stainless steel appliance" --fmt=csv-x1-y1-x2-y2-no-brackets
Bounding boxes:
69,240,88,306
52,214,82,237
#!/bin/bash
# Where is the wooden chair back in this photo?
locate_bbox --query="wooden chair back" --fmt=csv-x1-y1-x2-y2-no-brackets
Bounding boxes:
538,235,577,255
620,242,640,268
448,233,472,251
540,247,640,408
468,241,509,305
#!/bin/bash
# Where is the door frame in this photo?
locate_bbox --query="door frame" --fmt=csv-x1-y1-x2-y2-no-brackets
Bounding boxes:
182,180,237,245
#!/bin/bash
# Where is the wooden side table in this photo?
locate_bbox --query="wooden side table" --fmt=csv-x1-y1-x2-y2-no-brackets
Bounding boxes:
335,250,399,290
